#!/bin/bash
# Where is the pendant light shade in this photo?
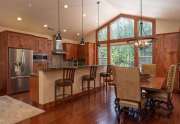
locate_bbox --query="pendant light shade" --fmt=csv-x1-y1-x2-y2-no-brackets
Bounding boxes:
80,0,85,45
80,37,85,45
56,32,62,42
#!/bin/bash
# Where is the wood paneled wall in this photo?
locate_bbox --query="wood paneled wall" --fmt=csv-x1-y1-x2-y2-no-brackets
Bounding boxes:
153,32,180,90
153,32,180,76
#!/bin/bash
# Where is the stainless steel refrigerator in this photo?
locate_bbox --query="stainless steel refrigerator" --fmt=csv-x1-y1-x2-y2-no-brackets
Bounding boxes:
9,48,33,94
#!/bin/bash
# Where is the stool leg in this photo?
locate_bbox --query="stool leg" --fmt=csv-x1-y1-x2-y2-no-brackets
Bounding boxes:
82,80,84,92
71,85,73,96
63,86,65,99
55,84,57,102
94,80,95,89
88,81,90,91
99,76,100,86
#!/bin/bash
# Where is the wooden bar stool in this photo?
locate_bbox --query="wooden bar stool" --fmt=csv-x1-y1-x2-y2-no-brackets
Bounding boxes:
55,68,76,102
82,66,97,92
100,65,113,87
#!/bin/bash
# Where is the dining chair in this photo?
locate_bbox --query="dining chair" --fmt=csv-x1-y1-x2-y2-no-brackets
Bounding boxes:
149,65,177,113
141,64,156,76
112,66,146,120
55,68,76,102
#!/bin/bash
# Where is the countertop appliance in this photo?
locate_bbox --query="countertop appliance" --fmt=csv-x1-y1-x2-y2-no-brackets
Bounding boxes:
9,48,33,94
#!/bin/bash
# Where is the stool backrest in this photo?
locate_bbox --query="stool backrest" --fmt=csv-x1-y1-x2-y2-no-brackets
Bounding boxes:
107,65,112,74
63,68,76,82
90,66,97,79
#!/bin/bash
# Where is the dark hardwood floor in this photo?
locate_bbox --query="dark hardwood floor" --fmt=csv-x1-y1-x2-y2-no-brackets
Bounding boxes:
13,87,180,124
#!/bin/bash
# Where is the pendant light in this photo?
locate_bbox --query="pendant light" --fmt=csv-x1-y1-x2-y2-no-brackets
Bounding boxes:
97,1,100,47
134,0,147,48
56,0,62,42
80,0,85,45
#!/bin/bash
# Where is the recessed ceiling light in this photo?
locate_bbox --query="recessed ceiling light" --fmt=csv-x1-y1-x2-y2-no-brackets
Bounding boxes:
17,17,22,21
63,29,67,32
83,13,86,17
77,33,80,36
43,24,48,28
64,4,68,9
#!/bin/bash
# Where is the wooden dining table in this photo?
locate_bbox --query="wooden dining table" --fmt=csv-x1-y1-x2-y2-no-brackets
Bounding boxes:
141,77,165,92
109,77,166,92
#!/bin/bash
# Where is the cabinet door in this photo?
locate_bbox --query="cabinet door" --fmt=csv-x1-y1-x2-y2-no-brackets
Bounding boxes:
8,32,21,48
38,38,48,53
20,35,34,49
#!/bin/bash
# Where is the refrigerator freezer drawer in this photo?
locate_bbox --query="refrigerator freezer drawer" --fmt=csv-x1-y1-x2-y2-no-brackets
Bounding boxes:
10,77,29,94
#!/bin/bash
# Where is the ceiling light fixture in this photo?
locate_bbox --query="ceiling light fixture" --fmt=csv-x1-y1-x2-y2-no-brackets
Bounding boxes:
80,0,85,45
63,29,67,32
134,0,149,48
56,0,62,42
77,33,80,36
17,17,22,21
43,24,48,28
83,13,86,17
64,4,68,8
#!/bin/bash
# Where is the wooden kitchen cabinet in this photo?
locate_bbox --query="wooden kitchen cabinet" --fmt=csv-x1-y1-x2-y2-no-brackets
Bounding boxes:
63,43,78,60
29,75,39,104
0,31,52,95
77,43,96,65
8,32,21,48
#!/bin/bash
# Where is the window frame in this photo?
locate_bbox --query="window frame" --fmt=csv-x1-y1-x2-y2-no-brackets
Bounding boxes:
96,14,156,65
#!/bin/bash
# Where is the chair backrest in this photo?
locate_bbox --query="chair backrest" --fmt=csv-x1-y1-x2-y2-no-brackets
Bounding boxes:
90,66,97,79
63,68,76,82
166,65,177,93
141,64,156,76
112,66,141,102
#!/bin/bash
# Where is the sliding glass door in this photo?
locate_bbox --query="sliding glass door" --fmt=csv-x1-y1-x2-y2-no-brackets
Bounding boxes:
111,44,134,67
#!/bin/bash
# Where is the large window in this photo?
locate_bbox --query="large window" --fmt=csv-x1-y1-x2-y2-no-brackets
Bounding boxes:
139,20,153,36
110,17,134,40
138,41,152,65
98,45,107,65
111,44,134,67
98,27,107,41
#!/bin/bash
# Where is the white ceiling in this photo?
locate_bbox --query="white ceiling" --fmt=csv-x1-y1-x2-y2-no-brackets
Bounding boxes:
0,0,180,40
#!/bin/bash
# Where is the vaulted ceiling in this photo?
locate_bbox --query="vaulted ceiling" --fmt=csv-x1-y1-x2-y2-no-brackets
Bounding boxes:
0,0,180,40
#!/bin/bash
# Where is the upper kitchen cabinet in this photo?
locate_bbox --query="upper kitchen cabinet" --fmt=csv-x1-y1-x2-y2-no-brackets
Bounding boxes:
63,43,78,60
77,43,96,65
8,32,34,49
8,32,22,48
38,38,49,53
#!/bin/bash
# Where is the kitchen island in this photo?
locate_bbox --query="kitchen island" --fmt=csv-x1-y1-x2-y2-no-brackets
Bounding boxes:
30,65,106,105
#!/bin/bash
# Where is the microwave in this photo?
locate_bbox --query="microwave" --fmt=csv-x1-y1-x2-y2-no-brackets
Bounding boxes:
33,53,48,62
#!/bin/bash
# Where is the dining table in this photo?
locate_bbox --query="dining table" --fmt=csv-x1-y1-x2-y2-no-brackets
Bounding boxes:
141,77,165,92
109,77,166,92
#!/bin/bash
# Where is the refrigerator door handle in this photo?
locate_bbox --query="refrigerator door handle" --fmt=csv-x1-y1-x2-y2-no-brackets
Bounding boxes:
10,76,31,79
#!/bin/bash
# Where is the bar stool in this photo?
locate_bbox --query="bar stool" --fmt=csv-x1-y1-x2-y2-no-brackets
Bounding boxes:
82,66,97,92
100,65,113,87
55,68,76,102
